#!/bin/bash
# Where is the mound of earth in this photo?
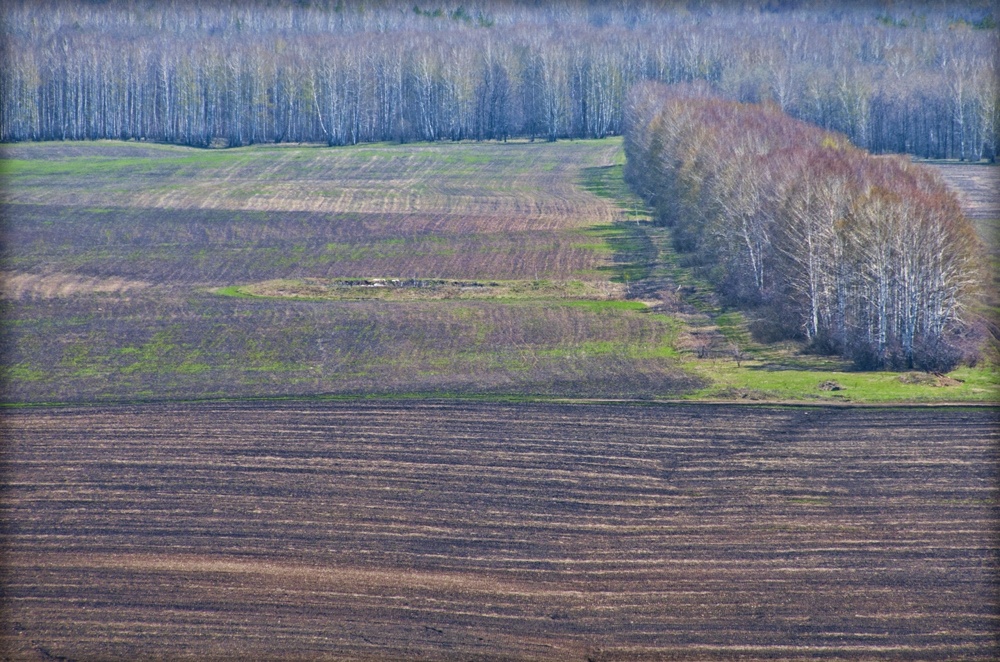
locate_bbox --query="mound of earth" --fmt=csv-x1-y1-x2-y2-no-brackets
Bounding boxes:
898,371,963,387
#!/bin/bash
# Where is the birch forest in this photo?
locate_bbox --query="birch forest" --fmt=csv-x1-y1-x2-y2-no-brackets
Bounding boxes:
2,0,997,158
623,82,985,370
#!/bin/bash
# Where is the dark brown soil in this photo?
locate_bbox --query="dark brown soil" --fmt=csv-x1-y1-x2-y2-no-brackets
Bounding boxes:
3,401,997,660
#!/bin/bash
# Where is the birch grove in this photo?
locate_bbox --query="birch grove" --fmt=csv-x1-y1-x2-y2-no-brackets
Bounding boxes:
2,0,996,159
624,82,984,370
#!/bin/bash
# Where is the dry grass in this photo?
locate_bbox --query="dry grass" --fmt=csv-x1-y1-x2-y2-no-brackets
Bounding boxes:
232,277,627,302
1,271,151,299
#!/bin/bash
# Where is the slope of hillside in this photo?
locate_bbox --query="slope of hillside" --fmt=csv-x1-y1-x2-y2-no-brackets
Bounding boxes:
2,140,996,405
2,139,703,403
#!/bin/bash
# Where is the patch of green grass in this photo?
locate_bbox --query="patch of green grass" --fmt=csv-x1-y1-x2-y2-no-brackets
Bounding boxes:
175,362,213,375
714,311,752,347
788,496,831,506
560,299,648,312
643,313,682,359
683,358,999,403
1,364,48,382
579,163,645,208
2,150,239,179
119,329,182,374
215,285,255,298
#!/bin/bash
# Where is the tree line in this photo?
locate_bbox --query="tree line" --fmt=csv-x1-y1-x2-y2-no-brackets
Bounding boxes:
2,0,996,159
624,82,984,370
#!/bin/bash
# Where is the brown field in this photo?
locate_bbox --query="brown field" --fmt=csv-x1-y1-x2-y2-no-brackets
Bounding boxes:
1,204,611,285
3,401,997,660
927,162,1000,359
926,162,1000,222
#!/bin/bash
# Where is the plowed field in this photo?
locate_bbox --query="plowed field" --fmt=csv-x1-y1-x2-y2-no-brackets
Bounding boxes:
926,162,999,221
4,401,997,660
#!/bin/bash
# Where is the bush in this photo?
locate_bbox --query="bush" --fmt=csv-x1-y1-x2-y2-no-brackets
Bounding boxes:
849,339,884,371
801,333,841,356
748,304,799,344
912,335,964,373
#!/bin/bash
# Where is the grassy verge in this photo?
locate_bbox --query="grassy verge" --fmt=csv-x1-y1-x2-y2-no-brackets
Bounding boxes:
682,359,998,403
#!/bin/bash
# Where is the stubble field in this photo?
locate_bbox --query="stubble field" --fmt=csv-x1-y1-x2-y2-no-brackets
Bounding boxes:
3,400,997,660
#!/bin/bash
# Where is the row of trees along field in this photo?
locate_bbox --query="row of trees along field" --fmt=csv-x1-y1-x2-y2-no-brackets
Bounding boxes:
2,0,997,158
624,82,984,370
